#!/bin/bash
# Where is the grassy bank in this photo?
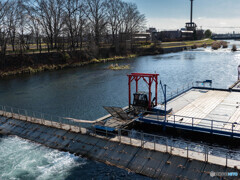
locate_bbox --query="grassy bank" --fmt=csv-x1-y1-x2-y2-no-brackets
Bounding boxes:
0,39,215,78
161,39,215,49
0,54,137,77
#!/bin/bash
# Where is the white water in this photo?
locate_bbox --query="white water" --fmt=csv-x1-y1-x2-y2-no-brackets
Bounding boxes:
0,136,85,180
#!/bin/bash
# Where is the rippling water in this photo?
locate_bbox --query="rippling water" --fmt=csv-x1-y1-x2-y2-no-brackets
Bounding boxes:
0,40,240,179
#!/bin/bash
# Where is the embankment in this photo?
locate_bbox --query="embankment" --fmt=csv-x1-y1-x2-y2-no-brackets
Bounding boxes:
0,39,214,77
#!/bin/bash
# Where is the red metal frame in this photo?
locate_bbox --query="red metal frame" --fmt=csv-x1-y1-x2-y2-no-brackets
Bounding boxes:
127,73,159,109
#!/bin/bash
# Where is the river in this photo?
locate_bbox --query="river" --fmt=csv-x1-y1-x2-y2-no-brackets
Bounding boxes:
0,40,240,179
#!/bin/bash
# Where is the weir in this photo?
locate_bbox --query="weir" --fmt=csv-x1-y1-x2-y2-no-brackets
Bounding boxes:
0,83,240,179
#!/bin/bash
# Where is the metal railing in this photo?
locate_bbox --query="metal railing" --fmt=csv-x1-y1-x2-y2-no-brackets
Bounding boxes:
140,113,240,137
0,105,88,132
0,104,239,168
91,126,240,168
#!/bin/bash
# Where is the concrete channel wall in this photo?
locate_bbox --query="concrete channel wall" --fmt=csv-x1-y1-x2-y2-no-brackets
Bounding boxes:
0,110,239,179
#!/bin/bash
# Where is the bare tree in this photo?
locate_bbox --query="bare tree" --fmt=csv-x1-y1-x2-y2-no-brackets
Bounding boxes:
84,0,108,47
32,0,65,50
106,0,124,47
0,0,10,56
121,2,146,34
63,0,87,51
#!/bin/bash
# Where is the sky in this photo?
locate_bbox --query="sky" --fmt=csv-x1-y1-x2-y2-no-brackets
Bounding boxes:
124,0,240,33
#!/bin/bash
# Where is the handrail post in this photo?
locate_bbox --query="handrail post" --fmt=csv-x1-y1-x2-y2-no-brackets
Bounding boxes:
192,118,194,129
166,138,168,152
226,153,228,167
51,116,53,127
141,133,144,148
154,135,156,151
170,139,172,154
187,143,189,159
118,129,121,142
41,114,44,124
205,146,209,162
211,120,213,134
25,110,27,121
129,131,132,145
3,106,5,116
232,123,234,137
18,109,20,119
174,115,176,128
11,107,13,118
206,146,208,162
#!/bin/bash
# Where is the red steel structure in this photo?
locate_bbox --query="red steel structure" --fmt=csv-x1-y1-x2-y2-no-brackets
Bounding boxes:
127,73,159,109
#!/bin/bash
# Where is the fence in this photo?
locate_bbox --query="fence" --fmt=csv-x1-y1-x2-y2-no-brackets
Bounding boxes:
0,105,88,133
91,126,240,168
0,104,239,168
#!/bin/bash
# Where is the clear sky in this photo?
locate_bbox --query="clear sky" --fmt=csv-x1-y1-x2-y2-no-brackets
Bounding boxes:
124,0,240,33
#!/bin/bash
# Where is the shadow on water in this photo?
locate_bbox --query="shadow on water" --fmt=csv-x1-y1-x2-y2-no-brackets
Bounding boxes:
152,54,181,60
183,52,196,60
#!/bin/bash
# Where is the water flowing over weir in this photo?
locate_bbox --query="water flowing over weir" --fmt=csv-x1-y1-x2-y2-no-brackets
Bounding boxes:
1,40,240,179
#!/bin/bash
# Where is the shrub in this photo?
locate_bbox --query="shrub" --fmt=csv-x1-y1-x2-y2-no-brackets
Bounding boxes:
212,41,221,50
232,45,237,52
220,41,228,48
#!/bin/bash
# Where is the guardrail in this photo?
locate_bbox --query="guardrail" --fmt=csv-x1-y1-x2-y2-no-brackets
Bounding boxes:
168,114,240,136
0,105,87,130
0,104,239,168
139,113,240,138
91,127,240,168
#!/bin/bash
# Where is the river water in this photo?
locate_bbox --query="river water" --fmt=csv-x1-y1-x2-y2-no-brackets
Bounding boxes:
0,40,240,179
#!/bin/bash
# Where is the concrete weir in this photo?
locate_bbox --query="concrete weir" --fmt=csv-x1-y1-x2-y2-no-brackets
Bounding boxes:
0,110,239,179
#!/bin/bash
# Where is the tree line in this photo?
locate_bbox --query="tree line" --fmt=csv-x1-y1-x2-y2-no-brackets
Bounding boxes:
0,0,146,56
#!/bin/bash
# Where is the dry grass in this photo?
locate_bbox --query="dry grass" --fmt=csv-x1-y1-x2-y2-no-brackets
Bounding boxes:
212,41,221,50
108,63,130,70
221,41,228,48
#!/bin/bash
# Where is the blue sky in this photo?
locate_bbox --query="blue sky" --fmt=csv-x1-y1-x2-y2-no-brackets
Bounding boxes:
124,0,240,33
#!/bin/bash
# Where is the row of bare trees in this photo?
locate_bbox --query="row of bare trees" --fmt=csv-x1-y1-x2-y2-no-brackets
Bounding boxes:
0,0,146,56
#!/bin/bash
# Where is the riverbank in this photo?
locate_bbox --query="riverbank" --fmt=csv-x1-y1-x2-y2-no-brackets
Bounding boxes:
0,39,214,78
0,54,137,77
